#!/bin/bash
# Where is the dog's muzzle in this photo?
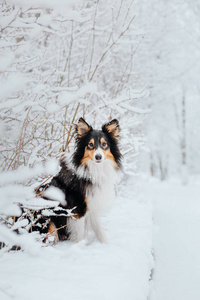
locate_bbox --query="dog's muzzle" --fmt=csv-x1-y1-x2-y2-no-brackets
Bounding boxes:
94,148,104,163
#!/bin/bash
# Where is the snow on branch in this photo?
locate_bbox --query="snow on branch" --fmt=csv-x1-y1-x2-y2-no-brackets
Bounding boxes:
118,102,151,114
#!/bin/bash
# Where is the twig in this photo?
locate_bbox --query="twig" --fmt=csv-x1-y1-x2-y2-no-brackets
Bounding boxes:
89,15,135,81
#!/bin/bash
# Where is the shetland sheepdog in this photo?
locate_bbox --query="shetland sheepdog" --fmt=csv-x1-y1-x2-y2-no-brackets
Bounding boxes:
36,118,121,244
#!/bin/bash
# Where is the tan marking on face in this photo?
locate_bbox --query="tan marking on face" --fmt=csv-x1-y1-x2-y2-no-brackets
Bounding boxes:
81,147,96,165
102,147,119,169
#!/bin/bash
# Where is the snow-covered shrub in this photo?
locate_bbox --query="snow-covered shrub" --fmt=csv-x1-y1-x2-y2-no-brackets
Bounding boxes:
0,0,148,249
0,0,148,171
0,161,58,252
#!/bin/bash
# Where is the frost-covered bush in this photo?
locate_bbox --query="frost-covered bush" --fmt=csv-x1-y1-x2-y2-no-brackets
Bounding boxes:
0,0,148,172
0,161,58,252
0,0,148,249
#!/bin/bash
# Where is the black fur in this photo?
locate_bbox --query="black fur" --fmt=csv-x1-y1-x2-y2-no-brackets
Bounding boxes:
33,160,91,240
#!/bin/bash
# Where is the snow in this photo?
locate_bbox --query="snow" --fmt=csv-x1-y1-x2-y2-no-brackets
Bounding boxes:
43,186,66,205
1,175,200,300
0,160,59,185
0,176,153,300
47,82,98,113
7,0,84,12
0,74,28,102
11,219,29,230
147,179,200,300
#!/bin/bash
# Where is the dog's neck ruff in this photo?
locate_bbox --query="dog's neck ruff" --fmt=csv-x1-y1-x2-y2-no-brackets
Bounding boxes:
74,159,118,186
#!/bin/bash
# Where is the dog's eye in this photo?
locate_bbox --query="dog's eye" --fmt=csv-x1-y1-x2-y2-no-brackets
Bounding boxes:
102,142,107,147
88,142,94,148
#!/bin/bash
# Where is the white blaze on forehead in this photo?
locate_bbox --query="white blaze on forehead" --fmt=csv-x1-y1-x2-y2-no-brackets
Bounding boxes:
93,147,105,160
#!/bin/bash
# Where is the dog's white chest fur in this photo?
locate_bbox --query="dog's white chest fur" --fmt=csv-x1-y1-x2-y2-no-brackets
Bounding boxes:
86,181,115,212
68,160,118,243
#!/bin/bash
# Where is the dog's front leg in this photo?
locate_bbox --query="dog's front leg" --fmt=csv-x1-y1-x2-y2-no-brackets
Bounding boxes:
89,212,107,243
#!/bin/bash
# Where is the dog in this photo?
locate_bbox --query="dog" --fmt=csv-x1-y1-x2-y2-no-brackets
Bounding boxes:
35,118,121,244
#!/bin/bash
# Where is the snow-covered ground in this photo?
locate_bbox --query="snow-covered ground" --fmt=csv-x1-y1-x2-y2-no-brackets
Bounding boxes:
0,176,153,300
148,179,200,300
1,177,200,300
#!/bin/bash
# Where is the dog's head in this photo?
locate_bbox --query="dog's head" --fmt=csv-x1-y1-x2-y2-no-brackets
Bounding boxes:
72,118,121,169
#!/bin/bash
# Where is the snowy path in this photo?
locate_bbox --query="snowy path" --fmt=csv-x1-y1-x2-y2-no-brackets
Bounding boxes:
148,180,200,300
0,177,153,300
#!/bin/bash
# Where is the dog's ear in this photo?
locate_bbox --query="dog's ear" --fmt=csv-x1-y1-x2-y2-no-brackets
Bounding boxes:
76,118,92,138
102,119,120,140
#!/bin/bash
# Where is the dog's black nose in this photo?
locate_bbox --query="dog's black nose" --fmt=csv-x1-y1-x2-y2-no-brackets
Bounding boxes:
95,154,102,161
